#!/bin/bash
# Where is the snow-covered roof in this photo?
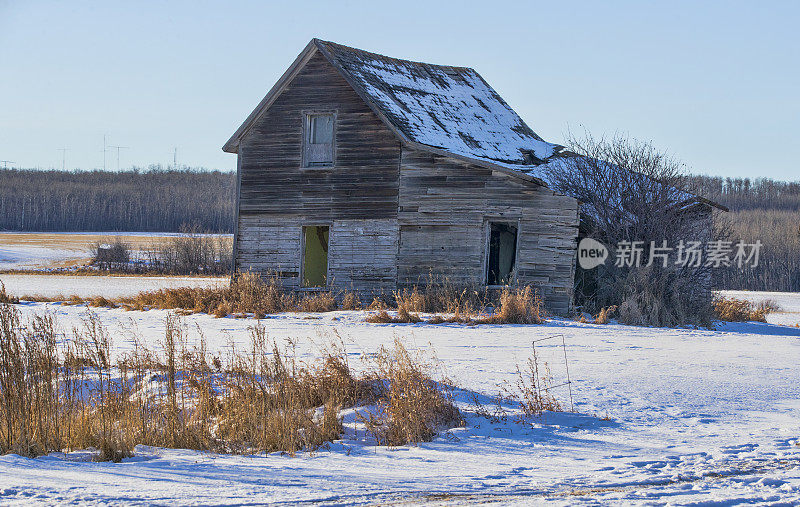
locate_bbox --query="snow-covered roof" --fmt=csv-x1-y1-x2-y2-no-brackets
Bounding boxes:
315,40,559,165
222,39,723,211
223,39,561,169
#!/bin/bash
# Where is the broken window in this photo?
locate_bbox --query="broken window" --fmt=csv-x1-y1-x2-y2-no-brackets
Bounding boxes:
302,225,329,287
303,113,335,167
486,222,518,285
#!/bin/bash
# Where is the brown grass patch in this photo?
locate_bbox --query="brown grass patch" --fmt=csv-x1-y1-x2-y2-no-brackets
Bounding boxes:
0,304,460,459
357,339,462,446
475,286,545,325
0,281,18,304
713,296,777,322
593,306,617,324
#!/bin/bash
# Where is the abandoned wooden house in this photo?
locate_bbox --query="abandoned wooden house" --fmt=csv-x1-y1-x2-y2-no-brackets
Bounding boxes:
223,39,582,314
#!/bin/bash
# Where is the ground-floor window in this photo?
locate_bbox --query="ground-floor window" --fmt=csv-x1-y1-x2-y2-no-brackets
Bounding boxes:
486,222,518,285
302,225,329,287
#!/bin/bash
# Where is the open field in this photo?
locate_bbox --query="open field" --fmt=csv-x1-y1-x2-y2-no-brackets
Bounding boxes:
0,231,232,271
0,289,799,504
0,273,226,299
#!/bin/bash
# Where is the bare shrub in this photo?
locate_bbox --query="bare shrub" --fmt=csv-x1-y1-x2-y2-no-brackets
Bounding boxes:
91,237,131,270
542,133,719,327
713,296,774,322
358,339,461,446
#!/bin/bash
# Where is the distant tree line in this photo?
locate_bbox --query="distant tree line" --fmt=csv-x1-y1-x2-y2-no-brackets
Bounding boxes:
690,175,800,292
0,166,236,232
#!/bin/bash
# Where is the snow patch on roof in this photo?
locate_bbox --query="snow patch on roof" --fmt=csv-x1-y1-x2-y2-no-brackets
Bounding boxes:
318,41,559,165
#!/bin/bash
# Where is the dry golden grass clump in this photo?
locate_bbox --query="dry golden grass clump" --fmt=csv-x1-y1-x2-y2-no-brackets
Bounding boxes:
366,285,545,326
0,281,18,304
584,305,617,324
365,290,424,323
339,291,361,311
475,286,545,325
116,272,297,317
358,339,462,446
0,304,461,459
713,296,778,322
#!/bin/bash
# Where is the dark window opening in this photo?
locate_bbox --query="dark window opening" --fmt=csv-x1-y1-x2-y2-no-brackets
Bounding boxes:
302,225,329,287
304,113,335,167
487,222,517,285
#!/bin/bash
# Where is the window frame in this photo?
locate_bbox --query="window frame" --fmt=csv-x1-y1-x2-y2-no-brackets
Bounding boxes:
301,110,337,169
483,218,521,287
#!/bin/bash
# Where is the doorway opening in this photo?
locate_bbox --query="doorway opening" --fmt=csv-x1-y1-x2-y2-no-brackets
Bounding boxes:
302,225,329,287
486,222,518,286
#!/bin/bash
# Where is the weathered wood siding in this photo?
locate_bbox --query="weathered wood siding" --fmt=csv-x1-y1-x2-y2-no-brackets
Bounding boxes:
398,148,580,314
232,51,581,313
234,52,401,287
328,219,398,293
237,216,397,294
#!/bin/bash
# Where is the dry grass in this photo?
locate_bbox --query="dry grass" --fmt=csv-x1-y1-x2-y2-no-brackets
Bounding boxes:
475,286,545,325
592,306,617,324
340,292,361,311
357,339,462,446
474,351,563,424
0,304,460,459
504,357,562,417
713,296,778,323
0,282,18,304
366,286,546,326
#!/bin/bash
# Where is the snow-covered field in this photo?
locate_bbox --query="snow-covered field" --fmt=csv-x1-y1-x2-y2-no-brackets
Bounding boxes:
1,295,799,505
720,290,800,327
0,231,231,271
0,273,226,299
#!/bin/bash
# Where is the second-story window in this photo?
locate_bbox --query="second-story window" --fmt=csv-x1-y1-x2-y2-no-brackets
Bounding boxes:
303,113,335,167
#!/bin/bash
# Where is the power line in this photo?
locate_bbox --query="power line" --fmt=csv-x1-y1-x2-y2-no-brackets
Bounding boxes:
57,148,68,171
0,160,14,169
108,145,129,171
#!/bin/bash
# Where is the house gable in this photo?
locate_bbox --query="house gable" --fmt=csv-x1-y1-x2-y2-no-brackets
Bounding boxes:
236,50,401,220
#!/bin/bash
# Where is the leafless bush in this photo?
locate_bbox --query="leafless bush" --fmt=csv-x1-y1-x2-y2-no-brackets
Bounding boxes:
542,133,718,327
91,237,131,270
144,224,233,275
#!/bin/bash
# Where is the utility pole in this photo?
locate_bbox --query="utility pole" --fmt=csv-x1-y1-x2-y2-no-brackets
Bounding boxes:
173,147,177,169
108,145,128,171
57,148,68,171
0,160,13,169
103,134,107,170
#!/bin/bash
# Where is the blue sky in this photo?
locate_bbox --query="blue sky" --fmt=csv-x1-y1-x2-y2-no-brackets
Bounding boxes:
1,0,798,179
